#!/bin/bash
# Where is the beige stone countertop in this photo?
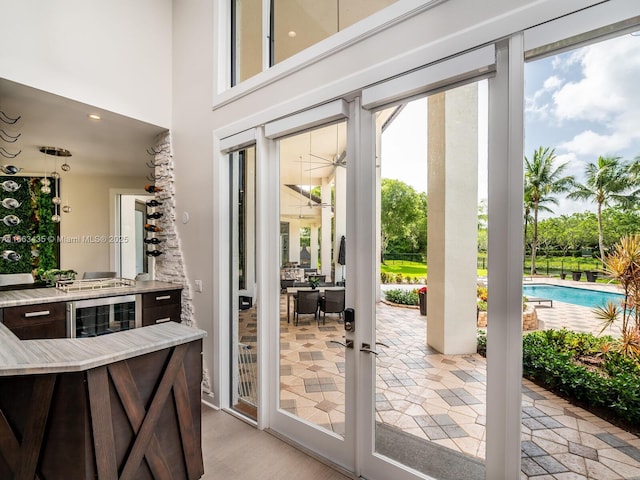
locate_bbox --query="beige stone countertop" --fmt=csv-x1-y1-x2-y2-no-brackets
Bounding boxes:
0,321,206,376
0,280,182,308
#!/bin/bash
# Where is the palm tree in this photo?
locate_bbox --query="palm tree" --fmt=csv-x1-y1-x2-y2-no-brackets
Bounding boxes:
524,147,574,275
568,156,640,262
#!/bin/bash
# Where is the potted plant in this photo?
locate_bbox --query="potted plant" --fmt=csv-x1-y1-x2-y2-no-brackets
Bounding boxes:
308,276,320,289
418,286,427,315
39,268,77,286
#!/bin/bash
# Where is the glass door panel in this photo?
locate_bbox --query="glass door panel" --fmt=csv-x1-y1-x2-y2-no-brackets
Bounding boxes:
278,121,348,436
230,147,259,420
369,80,488,479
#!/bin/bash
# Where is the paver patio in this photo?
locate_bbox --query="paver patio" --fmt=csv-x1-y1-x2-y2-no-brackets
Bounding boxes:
238,287,640,479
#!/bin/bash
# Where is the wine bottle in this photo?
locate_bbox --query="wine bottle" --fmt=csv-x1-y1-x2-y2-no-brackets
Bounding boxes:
146,250,163,257
145,185,163,193
146,212,163,219
146,199,163,207
144,224,163,232
1,250,21,262
144,237,162,244
1,165,21,175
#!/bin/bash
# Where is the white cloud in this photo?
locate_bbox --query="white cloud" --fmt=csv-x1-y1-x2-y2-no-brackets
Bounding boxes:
525,75,564,120
552,35,640,125
543,75,562,90
560,130,631,157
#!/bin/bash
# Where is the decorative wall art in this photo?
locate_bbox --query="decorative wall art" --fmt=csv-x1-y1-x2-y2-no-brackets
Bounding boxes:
0,175,60,275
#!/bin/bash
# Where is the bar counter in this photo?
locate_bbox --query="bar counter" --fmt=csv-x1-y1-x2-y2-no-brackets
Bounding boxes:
0,292,207,480
0,280,180,308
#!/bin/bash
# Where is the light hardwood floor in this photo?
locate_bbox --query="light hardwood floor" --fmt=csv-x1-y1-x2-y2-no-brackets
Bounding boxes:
201,406,353,480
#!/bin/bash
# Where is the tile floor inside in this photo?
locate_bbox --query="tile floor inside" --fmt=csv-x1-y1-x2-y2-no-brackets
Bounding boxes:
236,288,640,479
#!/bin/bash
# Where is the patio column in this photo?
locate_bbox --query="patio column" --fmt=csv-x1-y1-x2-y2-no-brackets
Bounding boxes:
289,219,301,265
310,226,319,271
334,167,347,284
426,84,478,354
321,180,332,279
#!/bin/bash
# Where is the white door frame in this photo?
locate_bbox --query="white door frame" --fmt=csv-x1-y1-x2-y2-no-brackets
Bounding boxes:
262,101,356,471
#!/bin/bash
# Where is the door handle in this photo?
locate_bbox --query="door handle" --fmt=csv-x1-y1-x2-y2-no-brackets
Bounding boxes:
329,339,354,349
360,342,389,355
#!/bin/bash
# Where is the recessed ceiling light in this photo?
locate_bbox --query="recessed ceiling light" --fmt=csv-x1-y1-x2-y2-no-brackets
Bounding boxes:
88,114,101,120
288,31,297,38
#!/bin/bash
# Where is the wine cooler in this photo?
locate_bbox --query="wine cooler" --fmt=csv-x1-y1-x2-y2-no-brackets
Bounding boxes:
67,294,142,338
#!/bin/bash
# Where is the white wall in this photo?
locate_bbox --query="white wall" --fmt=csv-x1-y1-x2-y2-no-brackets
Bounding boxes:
0,0,172,127
59,174,145,277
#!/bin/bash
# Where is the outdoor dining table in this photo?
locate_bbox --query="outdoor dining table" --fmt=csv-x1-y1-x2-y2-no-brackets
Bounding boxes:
286,286,345,323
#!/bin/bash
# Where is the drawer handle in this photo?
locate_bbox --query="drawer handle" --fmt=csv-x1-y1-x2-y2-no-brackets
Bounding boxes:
24,310,50,318
155,317,172,324
155,295,171,301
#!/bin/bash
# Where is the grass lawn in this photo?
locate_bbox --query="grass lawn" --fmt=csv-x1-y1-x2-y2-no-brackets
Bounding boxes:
381,260,427,277
381,260,488,280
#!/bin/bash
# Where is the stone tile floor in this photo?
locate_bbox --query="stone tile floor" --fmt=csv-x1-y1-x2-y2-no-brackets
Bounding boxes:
240,287,640,479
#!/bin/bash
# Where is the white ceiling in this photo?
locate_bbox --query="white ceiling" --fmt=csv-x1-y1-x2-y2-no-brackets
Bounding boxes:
0,78,167,178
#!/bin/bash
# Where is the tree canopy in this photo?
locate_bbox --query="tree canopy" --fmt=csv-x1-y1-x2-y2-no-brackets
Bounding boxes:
524,147,574,273
568,155,640,261
380,179,426,260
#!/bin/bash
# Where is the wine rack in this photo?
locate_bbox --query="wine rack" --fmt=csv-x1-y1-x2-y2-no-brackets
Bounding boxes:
144,188,164,257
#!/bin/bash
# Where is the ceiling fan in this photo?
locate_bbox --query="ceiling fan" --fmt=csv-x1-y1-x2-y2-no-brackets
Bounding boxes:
305,150,346,172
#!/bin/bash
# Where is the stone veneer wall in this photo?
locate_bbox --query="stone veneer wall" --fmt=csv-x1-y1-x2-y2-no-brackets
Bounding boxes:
148,132,211,392
477,305,538,331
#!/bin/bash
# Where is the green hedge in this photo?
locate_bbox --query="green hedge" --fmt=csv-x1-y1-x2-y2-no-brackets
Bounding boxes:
522,329,640,428
476,329,640,428
384,288,419,306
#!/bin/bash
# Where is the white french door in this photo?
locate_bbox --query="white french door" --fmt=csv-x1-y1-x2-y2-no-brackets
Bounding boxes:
265,100,357,471
357,52,498,480
262,41,516,480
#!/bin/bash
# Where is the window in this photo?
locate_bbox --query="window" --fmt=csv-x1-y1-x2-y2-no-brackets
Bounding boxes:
231,0,398,86
232,0,263,84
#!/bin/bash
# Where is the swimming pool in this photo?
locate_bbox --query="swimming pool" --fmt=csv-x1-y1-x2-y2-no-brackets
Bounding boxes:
523,284,624,309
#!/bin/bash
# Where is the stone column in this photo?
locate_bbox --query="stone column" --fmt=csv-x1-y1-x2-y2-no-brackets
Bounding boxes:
426,83,478,354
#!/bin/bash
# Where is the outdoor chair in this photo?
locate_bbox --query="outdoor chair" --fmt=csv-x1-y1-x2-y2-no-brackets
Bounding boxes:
319,289,345,325
293,290,320,326
280,278,295,293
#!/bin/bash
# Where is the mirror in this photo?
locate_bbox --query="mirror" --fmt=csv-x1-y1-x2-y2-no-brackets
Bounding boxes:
0,78,167,285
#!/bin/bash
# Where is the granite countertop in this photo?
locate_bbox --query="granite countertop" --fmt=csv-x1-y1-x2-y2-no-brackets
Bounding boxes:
0,321,206,376
0,280,181,308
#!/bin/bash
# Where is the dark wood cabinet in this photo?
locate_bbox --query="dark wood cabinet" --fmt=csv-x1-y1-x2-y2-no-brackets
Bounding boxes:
2,302,66,339
142,289,182,326
0,339,203,480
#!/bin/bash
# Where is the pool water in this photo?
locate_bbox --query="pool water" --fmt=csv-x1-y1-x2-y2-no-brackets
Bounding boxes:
523,284,624,309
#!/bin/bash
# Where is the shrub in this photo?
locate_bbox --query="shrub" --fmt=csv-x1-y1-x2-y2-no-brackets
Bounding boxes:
595,234,640,361
384,288,419,306
521,329,640,428
477,330,487,356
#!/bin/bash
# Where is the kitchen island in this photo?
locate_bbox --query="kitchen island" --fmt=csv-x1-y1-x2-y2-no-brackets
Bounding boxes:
0,282,206,480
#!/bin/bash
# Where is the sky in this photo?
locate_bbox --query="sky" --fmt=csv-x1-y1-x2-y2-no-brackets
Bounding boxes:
380,31,640,217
